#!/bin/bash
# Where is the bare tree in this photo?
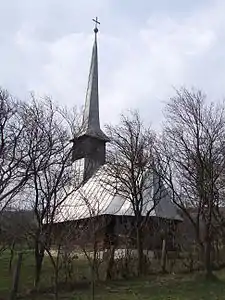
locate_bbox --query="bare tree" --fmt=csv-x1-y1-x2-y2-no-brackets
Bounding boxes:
155,88,225,277
46,181,106,299
80,207,103,300
20,96,81,289
105,110,156,275
0,89,30,212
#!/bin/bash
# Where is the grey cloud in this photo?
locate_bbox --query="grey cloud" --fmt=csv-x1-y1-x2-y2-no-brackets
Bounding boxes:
0,0,225,128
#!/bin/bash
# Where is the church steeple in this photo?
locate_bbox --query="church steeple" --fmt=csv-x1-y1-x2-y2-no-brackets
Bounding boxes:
72,18,109,182
79,17,109,142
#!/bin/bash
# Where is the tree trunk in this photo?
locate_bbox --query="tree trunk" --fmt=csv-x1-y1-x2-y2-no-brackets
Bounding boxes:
105,245,115,280
10,252,23,300
204,202,213,279
205,236,213,278
34,242,45,289
136,226,144,276
45,246,61,300
161,238,167,273
90,239,98,300
215,240,220,264
54,245,61,300
54,268,59,300
9,242,15,273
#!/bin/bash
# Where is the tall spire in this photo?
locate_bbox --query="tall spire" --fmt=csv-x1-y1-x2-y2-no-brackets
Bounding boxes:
80,17,109,142
72,18,109,182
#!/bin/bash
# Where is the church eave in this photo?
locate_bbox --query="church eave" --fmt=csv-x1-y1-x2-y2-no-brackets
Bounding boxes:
77,129,110,142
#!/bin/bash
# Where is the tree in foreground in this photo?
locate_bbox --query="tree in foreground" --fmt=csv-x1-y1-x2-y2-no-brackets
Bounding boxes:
0,89,31,212
21,97,81,289
105,110,156,275
155,88,225,277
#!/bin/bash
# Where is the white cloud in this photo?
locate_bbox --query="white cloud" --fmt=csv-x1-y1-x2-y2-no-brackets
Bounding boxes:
0,0,225,129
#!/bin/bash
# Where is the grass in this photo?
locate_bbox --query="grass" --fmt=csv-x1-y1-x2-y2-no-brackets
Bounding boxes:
1,251,225,299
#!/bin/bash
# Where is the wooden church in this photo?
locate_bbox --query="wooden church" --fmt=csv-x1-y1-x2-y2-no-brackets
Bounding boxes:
53,20,182,254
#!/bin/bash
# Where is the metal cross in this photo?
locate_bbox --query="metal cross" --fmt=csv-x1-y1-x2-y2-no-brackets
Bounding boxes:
92,17,100,33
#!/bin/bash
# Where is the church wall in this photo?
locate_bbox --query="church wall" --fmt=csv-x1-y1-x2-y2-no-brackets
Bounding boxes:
51,214,180,252
113,215,179,251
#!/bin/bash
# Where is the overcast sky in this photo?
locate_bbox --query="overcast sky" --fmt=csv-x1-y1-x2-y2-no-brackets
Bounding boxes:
0,0,224,128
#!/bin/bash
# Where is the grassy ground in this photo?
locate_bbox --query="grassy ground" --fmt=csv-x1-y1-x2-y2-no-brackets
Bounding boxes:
1,251,225,299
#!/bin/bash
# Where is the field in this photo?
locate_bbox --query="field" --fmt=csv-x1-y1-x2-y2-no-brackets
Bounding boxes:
1,251,225,300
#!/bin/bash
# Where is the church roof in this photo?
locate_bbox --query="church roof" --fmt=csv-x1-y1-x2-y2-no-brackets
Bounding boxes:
58,21,182,224
54,163,182,223
78,27,109,142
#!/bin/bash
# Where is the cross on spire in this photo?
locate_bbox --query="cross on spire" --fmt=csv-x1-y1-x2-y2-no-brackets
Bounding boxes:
92,17,100,34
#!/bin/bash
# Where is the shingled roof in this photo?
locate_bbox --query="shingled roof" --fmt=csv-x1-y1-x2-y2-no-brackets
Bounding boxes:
54,163,182,223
